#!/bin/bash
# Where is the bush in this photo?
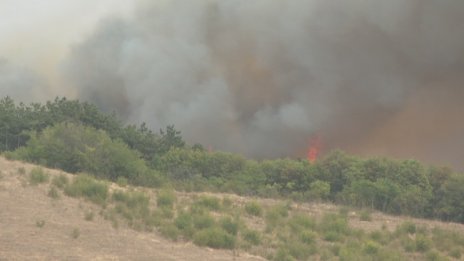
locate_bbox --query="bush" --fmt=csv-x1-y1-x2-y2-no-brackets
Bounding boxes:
116,177,128,187
299,230,317,244
425,250,444,261
308,180,331,200
71,228,80,239
449,248,462,259
193,213,215,230
244,201,263,217
242,229,261,245
175,212,194,238
48,187,60,199
398,221,416,235
288,213,316,232
415,235,432,252
17,167,26,175
29,167,49,185
193,227,236,249
194,195,221,211
265,203,290,230
112,190,150,222
52,174,69,188
159,223,180,241
64,175,108,205
85,211,94,221
359,209,372,221
219,216,239,236
156,189,176,209
36,220,45,228
401,236,416,252
12,123,152,183
363,240,380,255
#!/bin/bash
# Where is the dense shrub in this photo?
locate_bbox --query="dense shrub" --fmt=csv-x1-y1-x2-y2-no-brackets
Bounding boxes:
29,167,49,185
156,189,176,209
3,96,464,224
64,174,108,205
244,201,263,217
193,227,236,249
11,123,155,185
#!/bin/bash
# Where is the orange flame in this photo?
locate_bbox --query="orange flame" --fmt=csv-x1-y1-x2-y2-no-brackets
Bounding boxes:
307,135,321,163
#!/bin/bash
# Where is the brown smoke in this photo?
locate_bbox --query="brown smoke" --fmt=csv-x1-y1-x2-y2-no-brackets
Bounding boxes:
58,0,464,169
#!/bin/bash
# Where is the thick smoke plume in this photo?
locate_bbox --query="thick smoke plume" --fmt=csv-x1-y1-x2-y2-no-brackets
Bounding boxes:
63,0,464,168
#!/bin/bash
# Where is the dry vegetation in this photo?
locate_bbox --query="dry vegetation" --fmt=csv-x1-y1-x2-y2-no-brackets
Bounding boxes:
1,156,463,260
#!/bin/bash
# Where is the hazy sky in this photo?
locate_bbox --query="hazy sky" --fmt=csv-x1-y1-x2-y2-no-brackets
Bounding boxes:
0,0,135,91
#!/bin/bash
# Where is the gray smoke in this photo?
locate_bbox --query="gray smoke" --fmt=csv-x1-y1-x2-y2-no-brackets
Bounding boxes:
0,59,50,103
64,0,464,168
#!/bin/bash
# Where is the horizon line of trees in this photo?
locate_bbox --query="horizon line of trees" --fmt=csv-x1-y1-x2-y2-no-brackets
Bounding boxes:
1,96,463,223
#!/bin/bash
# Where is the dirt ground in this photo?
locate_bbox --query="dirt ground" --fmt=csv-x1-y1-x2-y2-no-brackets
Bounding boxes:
0,157,264,261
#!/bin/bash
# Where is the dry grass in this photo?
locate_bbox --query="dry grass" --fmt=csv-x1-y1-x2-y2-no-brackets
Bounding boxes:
1,156,463,260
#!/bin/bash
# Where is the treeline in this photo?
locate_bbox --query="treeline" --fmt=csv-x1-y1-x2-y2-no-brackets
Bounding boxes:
1,96,463,223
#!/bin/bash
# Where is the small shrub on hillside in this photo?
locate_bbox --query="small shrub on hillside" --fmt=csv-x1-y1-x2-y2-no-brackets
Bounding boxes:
288,213,316,232
219,216,239,236
17,167,26,175
425,250,445,261
449,248,462,259
415,235,432,252
299,230,317,244
112,190,150,214
363,240,380,255
242,229,261,246
397,221,416,235
194,195,221,211
64,175,108,206
319,213,349,234
265,203,290,231
52,174,69,188
308,180,330,200
319,213,349,242
175,212,194,238
244,201,263,217
359,209,372,221
286,241,317,260
48,187,60,199
274,248,293,261
222,197,233,209
193,227,236,249
85,211,94,221
29,167,49,185
159,223,179,241
431,227,464,253
370,230,390,245
401,236,416,252
193,213,215,230
323,231,342,242
35,220,45,228
71,228,80,239
160,206,174,219
116,177,128,187
156,189,176,209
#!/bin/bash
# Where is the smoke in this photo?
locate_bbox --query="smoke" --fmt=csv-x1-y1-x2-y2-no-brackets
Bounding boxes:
59,0,464,168
0,59,51,103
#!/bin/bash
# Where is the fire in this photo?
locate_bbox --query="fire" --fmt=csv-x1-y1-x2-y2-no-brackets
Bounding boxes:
307,135,321,163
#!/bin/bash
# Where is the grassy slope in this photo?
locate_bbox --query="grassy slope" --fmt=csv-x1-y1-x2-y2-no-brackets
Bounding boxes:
0,156,463,260
0,157,262,261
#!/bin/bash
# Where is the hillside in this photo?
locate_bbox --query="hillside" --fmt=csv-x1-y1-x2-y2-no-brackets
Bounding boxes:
1,156,463,260
0,157,262,260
